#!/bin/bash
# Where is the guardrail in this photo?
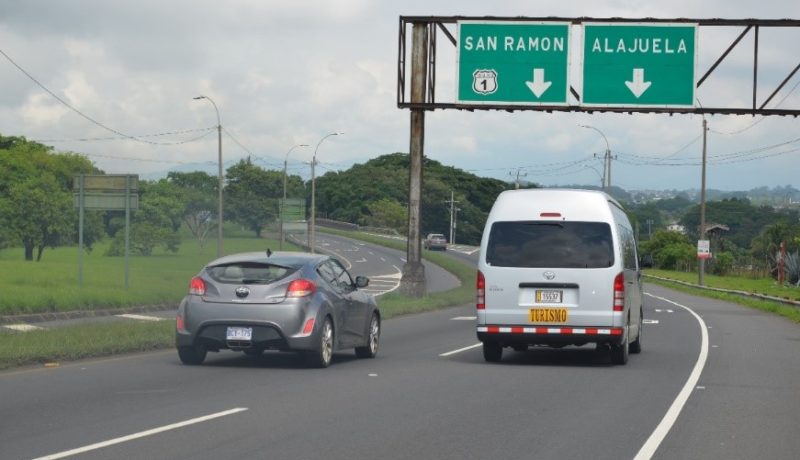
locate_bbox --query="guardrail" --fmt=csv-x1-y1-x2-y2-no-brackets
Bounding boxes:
644,274,800,308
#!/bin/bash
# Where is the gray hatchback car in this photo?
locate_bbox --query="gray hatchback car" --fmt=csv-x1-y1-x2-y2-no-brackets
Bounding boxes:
176,251,380,368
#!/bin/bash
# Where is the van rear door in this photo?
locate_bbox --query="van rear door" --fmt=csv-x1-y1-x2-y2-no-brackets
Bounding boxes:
483,221,617,327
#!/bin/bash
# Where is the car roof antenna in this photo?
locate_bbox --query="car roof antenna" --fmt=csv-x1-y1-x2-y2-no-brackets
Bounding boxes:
266,248,272,257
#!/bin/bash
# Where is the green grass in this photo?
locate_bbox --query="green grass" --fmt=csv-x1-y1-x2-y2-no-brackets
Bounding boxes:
644,269,800,301
0,321,176,370
0,235,302,314
0,228,476,370
644,269,800,324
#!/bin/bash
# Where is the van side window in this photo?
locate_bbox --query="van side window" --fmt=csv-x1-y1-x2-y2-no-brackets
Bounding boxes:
617,224,638,270
486,221,614,269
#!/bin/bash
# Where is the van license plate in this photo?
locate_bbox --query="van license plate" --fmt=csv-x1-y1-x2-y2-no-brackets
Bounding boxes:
226,327,253,341
529,309,568,323
535,290,563,303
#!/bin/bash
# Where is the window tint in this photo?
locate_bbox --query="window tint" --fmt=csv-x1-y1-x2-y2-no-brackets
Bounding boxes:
486,221,614,268
208,262,295,284
618,224,638,270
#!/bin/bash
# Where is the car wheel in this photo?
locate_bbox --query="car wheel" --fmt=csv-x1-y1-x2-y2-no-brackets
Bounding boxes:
307,317,334,368
482,341,503,363
630,310,642,354
178,345,207,365
611,335,629,365
355,312,380,359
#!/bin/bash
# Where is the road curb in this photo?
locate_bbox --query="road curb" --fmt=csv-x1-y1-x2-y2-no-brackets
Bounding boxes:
644,274,800,308
0,304,176,325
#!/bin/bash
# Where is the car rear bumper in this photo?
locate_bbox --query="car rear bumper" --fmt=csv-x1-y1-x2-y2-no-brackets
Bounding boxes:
477,325,624,347
176,321,319,352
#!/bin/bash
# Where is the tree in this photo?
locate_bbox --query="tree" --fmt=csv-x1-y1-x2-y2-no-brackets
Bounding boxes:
105,180,183,256
640,230,695,270
0,135,102,260
167,171,217,251
225,158,287,237
364,198,406,231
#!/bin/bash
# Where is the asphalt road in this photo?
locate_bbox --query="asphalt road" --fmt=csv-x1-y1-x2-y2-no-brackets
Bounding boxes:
2,279,799,459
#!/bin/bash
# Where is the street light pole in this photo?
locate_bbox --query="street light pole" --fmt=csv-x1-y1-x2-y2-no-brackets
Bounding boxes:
580,125,611,191
309,132,342,253
281,143,308,250
193,95,223,258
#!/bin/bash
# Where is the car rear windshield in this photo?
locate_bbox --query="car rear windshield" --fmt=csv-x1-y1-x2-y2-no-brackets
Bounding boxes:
207,262,297,284
486,221,614,268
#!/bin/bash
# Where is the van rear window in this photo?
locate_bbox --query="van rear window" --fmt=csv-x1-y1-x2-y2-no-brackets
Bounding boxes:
486,221,614,268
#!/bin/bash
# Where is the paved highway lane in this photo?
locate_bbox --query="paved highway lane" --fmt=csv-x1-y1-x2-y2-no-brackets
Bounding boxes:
2,275,798,458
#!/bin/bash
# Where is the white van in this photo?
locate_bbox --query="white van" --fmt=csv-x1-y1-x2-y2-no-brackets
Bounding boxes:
476,189,643,364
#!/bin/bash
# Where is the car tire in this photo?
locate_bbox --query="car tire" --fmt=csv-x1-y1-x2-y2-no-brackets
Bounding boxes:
355,312,380,359
630,310,643,354
178,345,207,365
611,336,629,365
307,317,334,368
482,341,502,363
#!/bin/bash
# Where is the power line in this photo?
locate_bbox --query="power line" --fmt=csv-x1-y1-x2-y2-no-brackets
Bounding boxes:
33,127,215,143
0,47,208,146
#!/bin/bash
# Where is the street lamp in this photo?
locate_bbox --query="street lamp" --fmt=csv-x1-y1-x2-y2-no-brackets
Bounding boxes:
193,95,223,258
281,143,308,250
309,132,342,253
580,124,611,191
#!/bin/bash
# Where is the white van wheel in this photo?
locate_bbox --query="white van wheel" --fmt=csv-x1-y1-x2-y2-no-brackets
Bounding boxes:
482,342,502,362
611,336,629,365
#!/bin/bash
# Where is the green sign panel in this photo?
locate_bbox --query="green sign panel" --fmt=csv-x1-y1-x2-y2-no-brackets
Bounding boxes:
582,23,697,107
457,21,570,105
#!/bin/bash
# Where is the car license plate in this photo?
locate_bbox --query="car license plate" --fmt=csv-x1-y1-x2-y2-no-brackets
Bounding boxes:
535,289,563,303
226,327,252,341
529,308,568,323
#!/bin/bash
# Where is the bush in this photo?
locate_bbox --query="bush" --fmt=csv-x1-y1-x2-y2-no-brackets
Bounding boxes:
710,251,735,276
655,242,695,271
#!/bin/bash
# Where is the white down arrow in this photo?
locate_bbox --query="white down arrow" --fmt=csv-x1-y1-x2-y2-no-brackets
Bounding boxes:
525,68,551,98
625,68,652,98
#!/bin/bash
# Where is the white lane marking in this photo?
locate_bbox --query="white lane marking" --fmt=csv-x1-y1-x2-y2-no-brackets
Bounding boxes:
440,343,482,357
451,316,477,321
353,257,367,263
642,319,660,324
33,407,248,460
380,257,386,262
634,293,709,460
115,314,165,322
4,324,43,332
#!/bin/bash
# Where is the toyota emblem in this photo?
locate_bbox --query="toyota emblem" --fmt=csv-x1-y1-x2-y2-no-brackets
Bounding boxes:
235,286,250,298
543,271,556,280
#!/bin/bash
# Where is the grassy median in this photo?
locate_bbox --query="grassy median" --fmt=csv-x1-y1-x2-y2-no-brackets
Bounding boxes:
0,229,474,370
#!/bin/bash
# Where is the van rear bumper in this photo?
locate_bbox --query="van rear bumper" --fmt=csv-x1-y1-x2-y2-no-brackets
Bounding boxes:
477,325,624,347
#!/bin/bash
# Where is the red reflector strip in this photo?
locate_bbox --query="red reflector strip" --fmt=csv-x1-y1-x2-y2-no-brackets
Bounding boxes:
478,326,623,336
540,212,561,218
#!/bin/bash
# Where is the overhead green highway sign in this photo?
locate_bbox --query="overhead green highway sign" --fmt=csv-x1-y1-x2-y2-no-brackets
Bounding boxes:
582,23,697,107
457,21,570,105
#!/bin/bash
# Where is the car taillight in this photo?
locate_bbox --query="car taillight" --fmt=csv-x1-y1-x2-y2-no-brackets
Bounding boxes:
477,270,485,310
189,277,206,295
287,279,316,297
613,272,625,312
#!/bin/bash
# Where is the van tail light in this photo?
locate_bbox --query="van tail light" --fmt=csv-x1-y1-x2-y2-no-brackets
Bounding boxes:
613,272,625,312
287,279,316,297
189,277,206,295
477,270,485,310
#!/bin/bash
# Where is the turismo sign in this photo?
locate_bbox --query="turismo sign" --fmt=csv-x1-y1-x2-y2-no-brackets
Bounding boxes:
582,23,697,107
456,21,570,105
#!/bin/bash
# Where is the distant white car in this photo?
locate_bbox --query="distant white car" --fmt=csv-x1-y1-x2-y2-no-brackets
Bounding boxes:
477,189,643,365
423,233,448,251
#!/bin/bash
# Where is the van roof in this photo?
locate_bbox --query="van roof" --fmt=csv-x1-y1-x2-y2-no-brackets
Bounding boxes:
488,188,624,222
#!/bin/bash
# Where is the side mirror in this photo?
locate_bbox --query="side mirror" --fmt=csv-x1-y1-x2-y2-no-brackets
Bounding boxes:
355,276,370,288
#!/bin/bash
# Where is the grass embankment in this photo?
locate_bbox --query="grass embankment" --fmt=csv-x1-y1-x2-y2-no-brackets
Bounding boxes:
0,229,474,370
644,269,800,323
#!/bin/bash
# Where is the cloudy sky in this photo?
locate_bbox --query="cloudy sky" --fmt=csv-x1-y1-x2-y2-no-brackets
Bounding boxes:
1,0,799,192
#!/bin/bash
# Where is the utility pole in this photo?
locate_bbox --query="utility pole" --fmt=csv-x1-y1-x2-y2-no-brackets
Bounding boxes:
699,117,708,286
444,191,460,244
401,22,428,297
509,168,527,189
